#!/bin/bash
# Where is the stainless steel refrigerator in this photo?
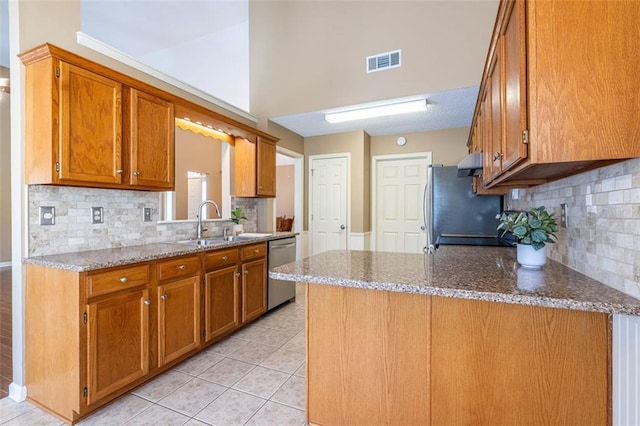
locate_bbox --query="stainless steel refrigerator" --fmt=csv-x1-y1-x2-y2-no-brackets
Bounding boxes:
422,165,507,252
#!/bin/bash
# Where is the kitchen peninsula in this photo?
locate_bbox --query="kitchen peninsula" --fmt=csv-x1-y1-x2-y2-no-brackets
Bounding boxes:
269,247,640,425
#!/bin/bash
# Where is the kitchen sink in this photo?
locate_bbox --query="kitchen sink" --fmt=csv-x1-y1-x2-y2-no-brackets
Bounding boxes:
177,235,253,246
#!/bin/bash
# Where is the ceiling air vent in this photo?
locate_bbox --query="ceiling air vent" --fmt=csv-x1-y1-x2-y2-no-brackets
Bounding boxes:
367,50,401,73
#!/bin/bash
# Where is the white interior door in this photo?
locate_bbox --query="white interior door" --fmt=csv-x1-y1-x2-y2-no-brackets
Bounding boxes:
375,156,429,253
310,156,349,255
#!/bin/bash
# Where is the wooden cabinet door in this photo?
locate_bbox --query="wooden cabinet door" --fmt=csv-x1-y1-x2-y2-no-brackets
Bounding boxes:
241,258,267,323
234,137,256,196
204,265,241,342
157,276,201,366
256,138,276,196
58,61,122,184
501,0,527,172
86,288,149,405
128,89,175,189
488,37,504,182
430,297,610,425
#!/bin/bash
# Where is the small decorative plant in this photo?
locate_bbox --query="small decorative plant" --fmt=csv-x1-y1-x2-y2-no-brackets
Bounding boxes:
230,207,247,225
497,206,558,251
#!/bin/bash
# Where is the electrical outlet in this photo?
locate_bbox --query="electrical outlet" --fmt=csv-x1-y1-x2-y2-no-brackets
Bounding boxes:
560,203,568,228
92,207,104,224
143,207,152,222
40,206,55,225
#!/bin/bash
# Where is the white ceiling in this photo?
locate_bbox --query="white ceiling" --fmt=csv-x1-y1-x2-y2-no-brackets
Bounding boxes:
271,86,479,137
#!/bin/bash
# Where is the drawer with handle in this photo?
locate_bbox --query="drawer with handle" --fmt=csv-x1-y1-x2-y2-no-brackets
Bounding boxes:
241,243,267,261
205,248,238,270
86,264,151,298
157,255,201,281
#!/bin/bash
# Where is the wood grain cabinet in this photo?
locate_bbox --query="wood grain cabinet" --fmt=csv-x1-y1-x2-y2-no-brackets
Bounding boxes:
240,243,268,323
203,249,241,342
20,43,175,191
234,137,277,197
156,255,201,367
471,0,640,187
306,284,611,425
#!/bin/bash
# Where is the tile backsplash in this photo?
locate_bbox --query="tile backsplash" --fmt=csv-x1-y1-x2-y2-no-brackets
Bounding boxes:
28,185,257,257
506,158,640,299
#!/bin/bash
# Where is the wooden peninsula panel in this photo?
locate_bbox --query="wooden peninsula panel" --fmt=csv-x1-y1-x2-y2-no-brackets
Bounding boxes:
430,297,610,425
306,284,431,426
305,282,611,425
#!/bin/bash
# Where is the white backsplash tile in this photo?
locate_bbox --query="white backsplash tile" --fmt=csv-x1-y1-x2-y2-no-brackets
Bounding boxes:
506,158,640,300
28,186,257,257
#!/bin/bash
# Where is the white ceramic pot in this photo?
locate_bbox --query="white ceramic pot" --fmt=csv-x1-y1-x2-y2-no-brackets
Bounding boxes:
232,224,243,235
517,244,547,269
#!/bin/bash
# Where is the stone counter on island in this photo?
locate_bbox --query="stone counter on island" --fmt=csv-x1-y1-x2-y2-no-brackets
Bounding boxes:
270,246,639,425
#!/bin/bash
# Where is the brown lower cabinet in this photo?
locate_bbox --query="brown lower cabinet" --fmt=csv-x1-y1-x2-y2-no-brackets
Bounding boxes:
24,243,267,424
306,284,610,426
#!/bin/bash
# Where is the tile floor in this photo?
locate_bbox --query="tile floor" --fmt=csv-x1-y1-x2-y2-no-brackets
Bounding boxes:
0,284,307,425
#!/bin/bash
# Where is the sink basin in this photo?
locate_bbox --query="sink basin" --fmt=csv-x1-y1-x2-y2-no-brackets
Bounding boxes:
177,235,255,246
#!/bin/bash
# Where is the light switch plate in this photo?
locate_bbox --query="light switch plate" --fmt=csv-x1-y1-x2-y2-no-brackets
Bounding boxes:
560,203,568,228
40,206,55,225
143,207,152,222
92,207,104,224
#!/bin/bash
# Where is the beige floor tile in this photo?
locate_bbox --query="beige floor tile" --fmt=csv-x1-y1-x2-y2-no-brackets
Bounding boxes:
232,366,291,399
198,358,255,387
226,341,279,364
270,375,305,410
294,361,305,378
0,399,36,423
234,324,296,347
173,349,225,376
125,404,190,425
194,389,266,426
158,377,226,417
78,394,152,425
244,401,306,426
281,333,305,354
2,406,64,426
208,336,250,356
259,347,305,374
183,419,209,425
132,370,192,402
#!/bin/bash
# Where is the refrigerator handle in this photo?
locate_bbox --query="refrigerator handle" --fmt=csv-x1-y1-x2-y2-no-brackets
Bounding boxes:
423,166,437,254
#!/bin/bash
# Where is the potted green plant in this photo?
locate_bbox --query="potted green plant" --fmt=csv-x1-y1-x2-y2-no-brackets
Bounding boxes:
497,206,558,269
230,207,247,235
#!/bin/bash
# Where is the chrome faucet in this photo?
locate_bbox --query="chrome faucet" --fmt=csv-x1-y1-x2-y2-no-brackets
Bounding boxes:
196,200,221,239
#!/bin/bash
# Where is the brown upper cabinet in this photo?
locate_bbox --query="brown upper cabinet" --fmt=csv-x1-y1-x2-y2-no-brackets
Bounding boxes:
234,136,277,197
20,45,175,191
20,43,279,193
470,0,640,188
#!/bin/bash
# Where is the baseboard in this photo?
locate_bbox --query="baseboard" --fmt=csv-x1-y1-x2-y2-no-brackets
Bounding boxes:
9,383,27,402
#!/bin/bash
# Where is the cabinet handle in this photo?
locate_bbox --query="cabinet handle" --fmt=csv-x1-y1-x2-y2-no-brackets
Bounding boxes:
222,256,228,261
235,272,241,277
254,249,260,253
493,152,503,161
116,169,123,174
244,270,249,275
178,264,186,270
143,299,151,306
161,294,168,301
119,277,128,283
133,171,141,176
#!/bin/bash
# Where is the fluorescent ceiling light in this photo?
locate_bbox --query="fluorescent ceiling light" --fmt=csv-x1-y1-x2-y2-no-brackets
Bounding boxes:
325,99,427,123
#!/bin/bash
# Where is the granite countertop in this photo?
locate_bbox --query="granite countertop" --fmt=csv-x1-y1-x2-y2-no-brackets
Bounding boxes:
269,247,640,316
24,232,297,272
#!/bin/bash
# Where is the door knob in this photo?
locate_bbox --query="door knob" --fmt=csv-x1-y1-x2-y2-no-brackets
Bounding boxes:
340,224,346,230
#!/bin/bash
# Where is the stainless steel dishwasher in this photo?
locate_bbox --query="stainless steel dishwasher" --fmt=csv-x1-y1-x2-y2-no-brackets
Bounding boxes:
267,237,297,310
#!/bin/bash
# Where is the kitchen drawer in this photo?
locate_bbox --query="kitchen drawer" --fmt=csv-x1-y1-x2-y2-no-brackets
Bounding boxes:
157,255,200,281
205,248,238,270
241,243,267,261
86,264,151,298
